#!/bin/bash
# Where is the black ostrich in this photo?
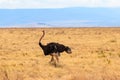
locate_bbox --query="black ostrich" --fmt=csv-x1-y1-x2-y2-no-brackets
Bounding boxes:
39,30,72,66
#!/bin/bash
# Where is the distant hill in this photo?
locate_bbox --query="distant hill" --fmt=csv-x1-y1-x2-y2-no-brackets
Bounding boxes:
0,7,120,27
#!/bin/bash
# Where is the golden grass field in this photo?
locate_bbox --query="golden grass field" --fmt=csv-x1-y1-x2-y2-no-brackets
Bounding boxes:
0,28,120,80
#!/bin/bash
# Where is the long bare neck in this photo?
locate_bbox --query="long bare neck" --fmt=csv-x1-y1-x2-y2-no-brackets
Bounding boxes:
39,30,45,48
39,30,45,43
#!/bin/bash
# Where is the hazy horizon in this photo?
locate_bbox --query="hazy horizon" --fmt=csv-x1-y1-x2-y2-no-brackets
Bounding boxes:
0,0,120,27
0,7,120,27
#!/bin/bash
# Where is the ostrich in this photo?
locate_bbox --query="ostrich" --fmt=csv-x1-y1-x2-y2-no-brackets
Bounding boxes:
39,30,72,66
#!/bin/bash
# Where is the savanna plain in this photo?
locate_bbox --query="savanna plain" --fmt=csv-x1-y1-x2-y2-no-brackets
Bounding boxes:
0,28,120,80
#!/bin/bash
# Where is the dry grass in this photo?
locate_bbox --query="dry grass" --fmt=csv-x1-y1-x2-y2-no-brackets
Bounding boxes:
0,28,120,80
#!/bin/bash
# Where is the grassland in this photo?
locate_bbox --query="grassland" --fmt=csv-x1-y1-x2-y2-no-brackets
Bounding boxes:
0,28,120,80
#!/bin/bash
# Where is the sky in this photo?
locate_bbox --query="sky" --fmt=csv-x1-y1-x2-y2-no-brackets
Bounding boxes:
0,0,120,27
0,0,120,9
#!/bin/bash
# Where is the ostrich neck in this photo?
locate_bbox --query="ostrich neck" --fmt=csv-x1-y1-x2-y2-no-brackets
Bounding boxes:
39,42,45,49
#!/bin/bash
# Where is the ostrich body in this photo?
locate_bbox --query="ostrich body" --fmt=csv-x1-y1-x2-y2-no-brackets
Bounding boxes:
39,30,72,66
